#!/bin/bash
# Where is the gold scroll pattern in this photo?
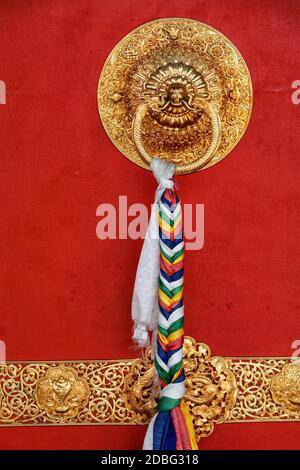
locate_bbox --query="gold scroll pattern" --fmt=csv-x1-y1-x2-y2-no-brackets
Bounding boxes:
0,361,133,425
0,337,299,442
228,359,300,422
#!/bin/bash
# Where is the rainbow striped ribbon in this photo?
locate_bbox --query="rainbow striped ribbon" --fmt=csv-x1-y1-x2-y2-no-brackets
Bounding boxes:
144,187,197,450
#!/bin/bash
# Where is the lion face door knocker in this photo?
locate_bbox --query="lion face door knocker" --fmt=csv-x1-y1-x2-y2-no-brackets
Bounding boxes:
98,17,252,174
97,18,252,450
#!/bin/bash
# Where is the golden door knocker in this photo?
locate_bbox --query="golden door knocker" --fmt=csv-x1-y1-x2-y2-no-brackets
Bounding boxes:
132,94,221,172
98,18,252,174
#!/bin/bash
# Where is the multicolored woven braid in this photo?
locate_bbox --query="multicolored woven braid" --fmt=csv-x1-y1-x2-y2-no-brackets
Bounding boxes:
144,187,197,450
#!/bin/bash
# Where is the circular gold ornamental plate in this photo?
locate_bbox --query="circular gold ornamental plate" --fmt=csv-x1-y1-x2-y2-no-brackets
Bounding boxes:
98,18,252,174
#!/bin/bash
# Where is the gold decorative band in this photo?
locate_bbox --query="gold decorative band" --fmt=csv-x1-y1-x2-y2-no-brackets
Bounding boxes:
98,18,253,174
0,337,299,443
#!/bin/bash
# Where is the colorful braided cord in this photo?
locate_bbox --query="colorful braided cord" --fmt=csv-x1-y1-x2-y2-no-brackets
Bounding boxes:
147,187,197,450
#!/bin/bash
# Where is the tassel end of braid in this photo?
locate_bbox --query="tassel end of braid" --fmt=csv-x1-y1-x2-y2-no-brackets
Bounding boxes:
143,405,198,450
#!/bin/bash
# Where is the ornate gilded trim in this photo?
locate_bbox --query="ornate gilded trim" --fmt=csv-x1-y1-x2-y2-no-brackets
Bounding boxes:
0,337,299,443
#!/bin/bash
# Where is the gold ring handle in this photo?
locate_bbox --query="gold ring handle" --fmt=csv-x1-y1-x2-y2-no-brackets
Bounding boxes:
132,98,221,173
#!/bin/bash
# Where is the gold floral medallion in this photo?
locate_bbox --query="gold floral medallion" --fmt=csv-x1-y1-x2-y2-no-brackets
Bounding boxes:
35,365,89,421
271,361,300,416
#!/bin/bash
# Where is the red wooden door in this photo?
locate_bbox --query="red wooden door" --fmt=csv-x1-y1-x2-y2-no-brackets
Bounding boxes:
0,0,299,449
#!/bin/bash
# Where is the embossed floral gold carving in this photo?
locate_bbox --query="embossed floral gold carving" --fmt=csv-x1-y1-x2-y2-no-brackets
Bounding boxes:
0,342,299,438
270,361,300,416
124,337,237,441
0,362,132,425
35,365,89,420
228,358,300,422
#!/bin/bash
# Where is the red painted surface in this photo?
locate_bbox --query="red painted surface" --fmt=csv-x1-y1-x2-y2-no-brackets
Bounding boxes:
0,0,299,450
